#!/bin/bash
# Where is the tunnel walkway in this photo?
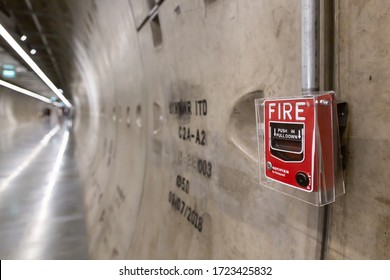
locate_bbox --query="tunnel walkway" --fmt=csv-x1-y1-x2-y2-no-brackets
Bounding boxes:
0,120,89,259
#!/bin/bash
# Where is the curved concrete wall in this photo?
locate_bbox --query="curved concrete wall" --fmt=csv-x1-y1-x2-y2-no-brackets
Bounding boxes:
52,0,390,259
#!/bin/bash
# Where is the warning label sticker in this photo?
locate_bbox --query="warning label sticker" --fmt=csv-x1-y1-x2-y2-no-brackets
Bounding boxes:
270,122,303,140
270,122,304,158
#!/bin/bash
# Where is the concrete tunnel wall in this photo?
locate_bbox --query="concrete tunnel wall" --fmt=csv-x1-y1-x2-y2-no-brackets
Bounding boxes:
4,0,387,259
72,0,319,259
69,0,390,259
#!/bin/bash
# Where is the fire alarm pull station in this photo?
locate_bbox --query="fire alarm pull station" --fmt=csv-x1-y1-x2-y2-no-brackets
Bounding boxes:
255,92,345,206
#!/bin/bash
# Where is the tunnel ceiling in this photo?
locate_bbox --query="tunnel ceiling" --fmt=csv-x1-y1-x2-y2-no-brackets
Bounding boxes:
0,0,74,101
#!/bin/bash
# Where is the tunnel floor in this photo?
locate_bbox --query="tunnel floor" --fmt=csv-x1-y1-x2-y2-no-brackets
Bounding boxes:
0,119,89,259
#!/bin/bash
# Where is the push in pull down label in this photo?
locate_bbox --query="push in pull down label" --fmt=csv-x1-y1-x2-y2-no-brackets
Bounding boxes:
270,122,304,162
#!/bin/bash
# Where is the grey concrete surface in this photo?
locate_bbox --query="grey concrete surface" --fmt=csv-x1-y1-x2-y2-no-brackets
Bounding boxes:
327,0,390,259
72,0,322,259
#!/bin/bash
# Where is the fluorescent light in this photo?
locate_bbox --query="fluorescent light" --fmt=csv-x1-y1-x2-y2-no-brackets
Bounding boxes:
0,79,54,104
0,24,72,108
30,48,36,55
21,35,27,41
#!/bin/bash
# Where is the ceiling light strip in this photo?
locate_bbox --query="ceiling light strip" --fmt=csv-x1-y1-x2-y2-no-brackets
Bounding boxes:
0,24,72,108
0,79,53,104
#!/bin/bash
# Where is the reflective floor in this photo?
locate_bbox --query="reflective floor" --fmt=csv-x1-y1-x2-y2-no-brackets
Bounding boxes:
0,119,89,259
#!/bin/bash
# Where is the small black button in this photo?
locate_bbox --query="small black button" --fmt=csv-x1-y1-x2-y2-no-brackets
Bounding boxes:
296,172,309,187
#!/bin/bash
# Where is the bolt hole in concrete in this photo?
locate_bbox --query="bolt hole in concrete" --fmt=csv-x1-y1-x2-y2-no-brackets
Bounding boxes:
153,102,163,134
151,13,163,47
204,0,218,6
117,106,122,122
136,105,142,128
112,107,116,121
126,106,131,127
227,90,264,161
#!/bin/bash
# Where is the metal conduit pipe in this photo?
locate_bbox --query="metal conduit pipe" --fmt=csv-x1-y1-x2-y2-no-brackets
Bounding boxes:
302,0,338,259
302,0,320,93
302,0,324,259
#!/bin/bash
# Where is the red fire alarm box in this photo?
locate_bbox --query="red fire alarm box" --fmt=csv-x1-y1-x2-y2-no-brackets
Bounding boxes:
255,92,345,206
